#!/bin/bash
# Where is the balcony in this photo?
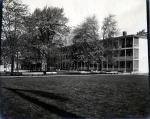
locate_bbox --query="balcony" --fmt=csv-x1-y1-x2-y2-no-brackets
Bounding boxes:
126,56,133,60
113,56,133,61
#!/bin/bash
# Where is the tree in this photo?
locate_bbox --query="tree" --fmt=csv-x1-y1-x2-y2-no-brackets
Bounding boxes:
0,0,3,65
101,14,119,39
71,16,103,70
137,29,147,37
2,0,28,74
101,14,120,70
23,6,70,72
72,16,99,43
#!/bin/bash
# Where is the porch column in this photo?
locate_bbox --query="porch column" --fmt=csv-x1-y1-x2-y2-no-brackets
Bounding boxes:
81,62,83,71
74,62,75,70
97,63,99,71
93,62,94,70
107,57,108,71
89,63,90,71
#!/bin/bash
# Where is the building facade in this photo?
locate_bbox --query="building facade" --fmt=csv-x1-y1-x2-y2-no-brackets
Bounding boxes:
102,33,148,73
1,32,148,74
54,32,148,73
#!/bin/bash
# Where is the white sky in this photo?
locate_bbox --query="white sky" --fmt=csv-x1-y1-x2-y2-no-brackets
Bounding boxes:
21,0,147,35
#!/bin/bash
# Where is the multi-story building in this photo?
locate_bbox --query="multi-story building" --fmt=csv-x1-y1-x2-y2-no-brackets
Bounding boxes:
19,31,148,73
102,32,148,73
54,31,148,73
1,32,148,74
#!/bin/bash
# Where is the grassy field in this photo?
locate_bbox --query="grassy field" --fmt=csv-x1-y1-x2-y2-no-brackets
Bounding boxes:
0,74,150,119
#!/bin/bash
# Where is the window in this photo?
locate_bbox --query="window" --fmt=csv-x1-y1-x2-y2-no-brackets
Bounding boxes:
126,37,133,47
108,63,112,68
113,39,119,49
120,61,125,68
120,50,125,57
119,38,125,48
114,61,118,68
126,49,133,56
126,61,133,69
113,50,118,57
103,61,107,68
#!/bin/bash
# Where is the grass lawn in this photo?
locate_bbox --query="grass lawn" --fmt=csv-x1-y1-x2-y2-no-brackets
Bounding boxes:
0,74,150,119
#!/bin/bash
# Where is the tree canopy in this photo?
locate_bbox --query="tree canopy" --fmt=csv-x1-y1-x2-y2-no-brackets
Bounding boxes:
71,16,103,66
1,0,123,72
72,16,99,43
101,14,119,39
22,6,70,71
2,0,28,74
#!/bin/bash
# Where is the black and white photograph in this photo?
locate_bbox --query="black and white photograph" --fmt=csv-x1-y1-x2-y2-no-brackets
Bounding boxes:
0,0,149,119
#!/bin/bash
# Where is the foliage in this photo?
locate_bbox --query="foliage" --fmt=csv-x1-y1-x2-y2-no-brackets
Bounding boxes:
137,29,147,37
71,16,103,65
2,1,123,72
101,14,119,39
103,38,117,63
2,0,28,73
101,14,120,65
72,16,99,43
21,6,70,71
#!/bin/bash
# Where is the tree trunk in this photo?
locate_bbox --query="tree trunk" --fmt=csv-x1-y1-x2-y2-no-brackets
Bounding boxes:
42,56,47,75
0,0,3,65
101,60,103,71
16,51,19,72
87,62,90,71
11,55,14,75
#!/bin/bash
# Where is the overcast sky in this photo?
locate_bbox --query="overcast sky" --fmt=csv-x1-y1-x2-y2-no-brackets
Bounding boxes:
21,0,147,35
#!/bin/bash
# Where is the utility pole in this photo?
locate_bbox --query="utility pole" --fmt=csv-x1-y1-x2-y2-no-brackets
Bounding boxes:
147,0,150,93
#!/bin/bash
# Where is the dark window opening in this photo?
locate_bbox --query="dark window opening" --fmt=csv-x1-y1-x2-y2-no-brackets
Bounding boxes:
114,61,118,68
126,61,133,69
120,61,125,68
108,63,112,68
119,38,125,48
120,50,125,57
103,61,107,68
113,50,118,57
126,37,133,47
113,39,119,49
126,49,133,56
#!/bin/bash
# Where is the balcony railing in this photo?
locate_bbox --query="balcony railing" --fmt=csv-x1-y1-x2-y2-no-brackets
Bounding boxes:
113,56,133,61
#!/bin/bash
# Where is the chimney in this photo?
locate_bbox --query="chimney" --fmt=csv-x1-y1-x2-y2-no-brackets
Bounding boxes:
123,31,127,36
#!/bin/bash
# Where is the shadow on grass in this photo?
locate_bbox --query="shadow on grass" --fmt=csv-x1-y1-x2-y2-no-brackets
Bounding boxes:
4,87,69,102
4,87,84,118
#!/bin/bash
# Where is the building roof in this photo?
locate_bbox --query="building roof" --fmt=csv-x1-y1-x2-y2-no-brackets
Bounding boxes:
102,34,147,40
